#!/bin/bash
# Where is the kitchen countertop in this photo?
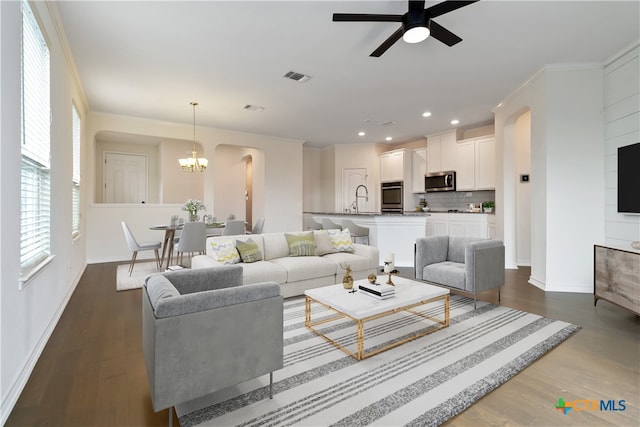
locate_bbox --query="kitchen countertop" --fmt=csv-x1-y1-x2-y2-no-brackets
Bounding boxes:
306,210,492,216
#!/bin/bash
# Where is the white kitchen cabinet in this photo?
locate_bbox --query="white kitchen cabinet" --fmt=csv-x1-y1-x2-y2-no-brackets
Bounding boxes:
426,213,489,238
475,137,496,190
426,130,461,174
455,135,495,190
380,149,405,182
411,148,427,193
455,140,475,191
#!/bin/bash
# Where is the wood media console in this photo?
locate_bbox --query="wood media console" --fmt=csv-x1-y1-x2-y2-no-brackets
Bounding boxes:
594,245,639,315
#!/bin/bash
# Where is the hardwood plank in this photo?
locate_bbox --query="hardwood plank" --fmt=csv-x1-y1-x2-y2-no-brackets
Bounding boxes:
5,262,639,426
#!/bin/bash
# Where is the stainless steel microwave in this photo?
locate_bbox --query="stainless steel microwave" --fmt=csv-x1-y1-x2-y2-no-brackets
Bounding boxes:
425,171,456,192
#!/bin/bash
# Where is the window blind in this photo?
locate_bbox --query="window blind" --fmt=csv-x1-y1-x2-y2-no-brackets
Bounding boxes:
21,0,51,275
72,105,81,236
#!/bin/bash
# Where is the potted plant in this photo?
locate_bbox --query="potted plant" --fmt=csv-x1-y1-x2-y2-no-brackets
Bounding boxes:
482,201,494,213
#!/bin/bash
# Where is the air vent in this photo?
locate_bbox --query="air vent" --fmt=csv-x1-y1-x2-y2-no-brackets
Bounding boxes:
283,71,311,83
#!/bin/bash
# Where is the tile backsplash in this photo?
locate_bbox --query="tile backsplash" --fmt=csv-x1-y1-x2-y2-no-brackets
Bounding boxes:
414,190,495,211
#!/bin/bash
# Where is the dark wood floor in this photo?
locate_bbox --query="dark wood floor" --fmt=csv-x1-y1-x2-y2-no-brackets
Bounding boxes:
6,263,639,426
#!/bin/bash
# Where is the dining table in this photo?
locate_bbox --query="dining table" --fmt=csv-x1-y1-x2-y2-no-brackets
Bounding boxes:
150,222,225,269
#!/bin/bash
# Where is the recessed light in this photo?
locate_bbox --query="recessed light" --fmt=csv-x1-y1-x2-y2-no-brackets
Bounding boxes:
358,131,365,136
451,119,459,125
422,111,432,117
385,136,393,141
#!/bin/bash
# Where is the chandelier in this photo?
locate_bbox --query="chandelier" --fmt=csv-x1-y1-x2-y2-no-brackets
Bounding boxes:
179,101,208,172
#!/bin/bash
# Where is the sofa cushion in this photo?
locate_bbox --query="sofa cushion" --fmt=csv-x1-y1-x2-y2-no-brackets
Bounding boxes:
327,228,354,253
236,238,263,263
285,231,317,256
313,230,336,256
262,233,290,261
270,256,337,282
209,239,241,265
423,261,466,290
322,252,371,273
448,236,487,263
238,260,288,285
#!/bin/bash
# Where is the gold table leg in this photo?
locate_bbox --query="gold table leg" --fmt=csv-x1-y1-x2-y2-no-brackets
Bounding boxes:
305,293,450,361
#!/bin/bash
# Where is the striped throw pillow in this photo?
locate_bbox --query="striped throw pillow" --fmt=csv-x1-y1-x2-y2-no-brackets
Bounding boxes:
285,232,317,257
328,228,354,253
236,238,263,263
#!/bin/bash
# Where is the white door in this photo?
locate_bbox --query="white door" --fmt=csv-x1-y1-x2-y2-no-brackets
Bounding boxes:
342,168,368,213
104,152,148,203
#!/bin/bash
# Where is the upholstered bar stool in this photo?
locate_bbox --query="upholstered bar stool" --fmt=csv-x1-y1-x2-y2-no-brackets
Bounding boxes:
342,219,370,245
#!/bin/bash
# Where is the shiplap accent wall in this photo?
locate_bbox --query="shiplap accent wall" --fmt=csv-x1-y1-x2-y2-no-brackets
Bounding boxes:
604,42,640,249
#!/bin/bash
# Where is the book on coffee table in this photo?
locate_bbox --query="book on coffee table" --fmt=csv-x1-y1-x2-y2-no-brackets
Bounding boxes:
358,281,395,299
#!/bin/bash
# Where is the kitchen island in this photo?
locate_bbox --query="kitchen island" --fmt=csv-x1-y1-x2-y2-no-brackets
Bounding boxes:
305,211,493,268
306,212,430,268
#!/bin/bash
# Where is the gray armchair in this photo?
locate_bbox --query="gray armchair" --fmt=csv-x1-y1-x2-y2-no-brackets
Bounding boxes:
142,266,283,423
415,235,505,307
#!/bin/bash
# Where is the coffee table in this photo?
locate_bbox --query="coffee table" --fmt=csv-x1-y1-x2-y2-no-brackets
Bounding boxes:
304,276,450,361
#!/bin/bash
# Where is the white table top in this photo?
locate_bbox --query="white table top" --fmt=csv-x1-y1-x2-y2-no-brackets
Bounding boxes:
305,276,449,319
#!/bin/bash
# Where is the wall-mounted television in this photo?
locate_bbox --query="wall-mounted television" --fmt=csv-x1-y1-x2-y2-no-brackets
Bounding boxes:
618,142,640,214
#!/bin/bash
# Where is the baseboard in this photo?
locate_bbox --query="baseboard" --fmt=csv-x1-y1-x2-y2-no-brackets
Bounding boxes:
529,275,546,290
87,254,155,264
1,263,86,425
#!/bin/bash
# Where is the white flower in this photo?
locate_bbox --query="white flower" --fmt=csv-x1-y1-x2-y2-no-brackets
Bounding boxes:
182,199,206,214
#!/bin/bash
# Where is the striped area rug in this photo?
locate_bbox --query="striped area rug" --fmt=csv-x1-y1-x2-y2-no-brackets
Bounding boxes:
178,295,580,427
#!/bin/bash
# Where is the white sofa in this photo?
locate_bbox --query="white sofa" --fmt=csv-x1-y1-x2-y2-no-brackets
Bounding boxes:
191,231,379,298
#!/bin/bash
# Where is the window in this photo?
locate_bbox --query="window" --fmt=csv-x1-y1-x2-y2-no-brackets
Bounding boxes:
20,0,52,283
72,105,81,237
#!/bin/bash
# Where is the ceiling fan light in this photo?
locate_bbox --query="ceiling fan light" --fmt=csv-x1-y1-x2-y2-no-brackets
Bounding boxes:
403,26,430,44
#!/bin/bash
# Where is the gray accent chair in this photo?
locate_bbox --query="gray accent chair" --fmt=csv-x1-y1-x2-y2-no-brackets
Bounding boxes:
415,235,505,308
142,266,283,424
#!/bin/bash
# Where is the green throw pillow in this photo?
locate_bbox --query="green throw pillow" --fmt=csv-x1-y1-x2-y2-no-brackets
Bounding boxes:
236,238,263,263
285,231,317,256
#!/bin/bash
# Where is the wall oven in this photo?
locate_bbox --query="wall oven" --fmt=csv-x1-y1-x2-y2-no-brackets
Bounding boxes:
425,171,456,192
381,181,403,213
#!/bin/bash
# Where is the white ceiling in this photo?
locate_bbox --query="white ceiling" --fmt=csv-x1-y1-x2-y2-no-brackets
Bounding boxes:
57,1,639,147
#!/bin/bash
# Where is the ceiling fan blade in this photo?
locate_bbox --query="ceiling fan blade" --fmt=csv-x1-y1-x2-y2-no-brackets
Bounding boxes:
429,20,463,46
333,13,402,22
426,0,479,19
370,27,404,57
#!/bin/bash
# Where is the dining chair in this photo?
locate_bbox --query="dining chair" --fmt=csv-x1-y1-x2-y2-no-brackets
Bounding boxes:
248,217,265,234
121,222,161,276
322,218,342,230
174,222,206,265
222,220,246,236
304,217,322,230
342,219,370,245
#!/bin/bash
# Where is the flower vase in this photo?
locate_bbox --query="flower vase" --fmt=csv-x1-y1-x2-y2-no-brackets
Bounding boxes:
189,212,200,222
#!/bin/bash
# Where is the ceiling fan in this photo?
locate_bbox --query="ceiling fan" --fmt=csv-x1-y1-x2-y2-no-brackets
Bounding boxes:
332,0,479,57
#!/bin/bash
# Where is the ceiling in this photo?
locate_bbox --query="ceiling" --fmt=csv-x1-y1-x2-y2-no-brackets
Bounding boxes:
57,1,639,147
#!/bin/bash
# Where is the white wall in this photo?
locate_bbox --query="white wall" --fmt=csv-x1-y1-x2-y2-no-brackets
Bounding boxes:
515,111,531,266
1,2,88,422
603,42,640,249
86,112,303,262
303,146,323,214
496,64,606,293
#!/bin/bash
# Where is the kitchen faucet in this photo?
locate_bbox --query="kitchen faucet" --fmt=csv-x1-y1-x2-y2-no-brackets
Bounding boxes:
354,184,369,214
